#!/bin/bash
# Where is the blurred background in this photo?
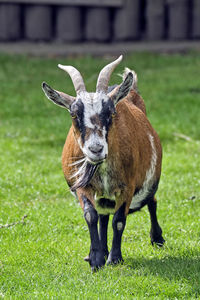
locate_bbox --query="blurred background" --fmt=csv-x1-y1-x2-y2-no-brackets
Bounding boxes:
1,1,200,298
0,0,200,55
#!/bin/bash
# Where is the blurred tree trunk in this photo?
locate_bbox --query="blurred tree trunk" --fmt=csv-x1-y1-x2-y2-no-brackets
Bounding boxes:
85,7,111,42
0,4,21,40
192,0,200,39
146,0,165,40
56,6,82,42
113,0,140,40
167,0,189,39
24,5,52,41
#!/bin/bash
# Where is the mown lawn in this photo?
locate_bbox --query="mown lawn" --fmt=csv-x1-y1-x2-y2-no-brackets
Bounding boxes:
0,52,200,299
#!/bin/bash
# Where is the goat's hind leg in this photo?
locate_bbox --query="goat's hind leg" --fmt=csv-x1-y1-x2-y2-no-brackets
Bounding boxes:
148,197,165,246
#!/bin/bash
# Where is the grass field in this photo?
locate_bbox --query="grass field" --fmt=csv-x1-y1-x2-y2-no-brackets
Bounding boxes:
0,52,200,299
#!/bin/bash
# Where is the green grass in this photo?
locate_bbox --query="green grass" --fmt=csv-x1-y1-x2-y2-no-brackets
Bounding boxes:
0,52,200,299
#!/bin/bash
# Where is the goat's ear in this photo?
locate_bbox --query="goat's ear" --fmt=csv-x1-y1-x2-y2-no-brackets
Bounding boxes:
111,72,133,106
42,82,75,110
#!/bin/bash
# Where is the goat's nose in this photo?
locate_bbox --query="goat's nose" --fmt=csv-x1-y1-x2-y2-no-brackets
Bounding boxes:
89,144,103,154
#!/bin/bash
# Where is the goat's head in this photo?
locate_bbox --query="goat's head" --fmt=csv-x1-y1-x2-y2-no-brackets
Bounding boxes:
42,55,134,165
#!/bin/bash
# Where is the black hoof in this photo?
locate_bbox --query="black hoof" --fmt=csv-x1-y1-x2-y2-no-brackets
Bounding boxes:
85,250,105,271
151,235,165,247
91,265,104,273
107,252,124,265
107,258,124,265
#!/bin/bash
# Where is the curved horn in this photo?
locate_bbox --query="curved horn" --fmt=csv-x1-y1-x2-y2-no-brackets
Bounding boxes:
58,64,86,95
96,55,123,93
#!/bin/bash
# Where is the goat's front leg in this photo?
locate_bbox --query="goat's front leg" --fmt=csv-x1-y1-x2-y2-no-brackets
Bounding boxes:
107,203,126,265
82,196,105,271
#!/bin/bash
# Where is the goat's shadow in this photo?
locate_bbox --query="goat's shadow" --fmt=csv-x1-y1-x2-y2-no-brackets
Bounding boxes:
125,252,200,285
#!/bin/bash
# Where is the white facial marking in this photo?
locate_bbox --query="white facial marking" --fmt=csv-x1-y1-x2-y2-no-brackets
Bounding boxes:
70,92,111,187
117,222,123,231
75,92,110,163
82,128,108,163
130,133,157,209
80,91,109,129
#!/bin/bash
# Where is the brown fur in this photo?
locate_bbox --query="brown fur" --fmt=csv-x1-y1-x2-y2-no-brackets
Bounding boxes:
127,90,146,115
62,90,162,216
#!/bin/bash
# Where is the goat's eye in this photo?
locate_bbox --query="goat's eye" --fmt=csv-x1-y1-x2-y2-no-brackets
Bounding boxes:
112,112,116,118
70,102,80,119
70,110,77,119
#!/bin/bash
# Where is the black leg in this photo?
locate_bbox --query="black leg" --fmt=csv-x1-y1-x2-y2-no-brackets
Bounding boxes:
99,214,109,259
107,203,126,265
82,196,105,271
148,197,165,246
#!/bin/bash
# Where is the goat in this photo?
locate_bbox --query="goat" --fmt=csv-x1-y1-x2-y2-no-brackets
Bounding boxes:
42,55,165,271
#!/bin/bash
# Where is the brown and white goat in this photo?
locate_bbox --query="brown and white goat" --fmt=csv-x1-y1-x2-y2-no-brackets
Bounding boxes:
42,55,165,271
